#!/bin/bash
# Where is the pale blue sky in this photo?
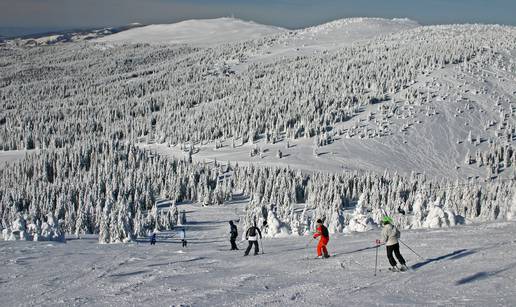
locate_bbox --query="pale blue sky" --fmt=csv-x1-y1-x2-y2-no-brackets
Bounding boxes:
1,0,515,36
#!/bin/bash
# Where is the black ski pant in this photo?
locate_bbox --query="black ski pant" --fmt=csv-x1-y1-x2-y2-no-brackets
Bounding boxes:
182,239,187,247
244,241,259,255
386,243,406,266
230,238,238,250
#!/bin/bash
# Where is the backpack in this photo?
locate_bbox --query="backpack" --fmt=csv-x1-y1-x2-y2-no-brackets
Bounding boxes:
248,226,257,237
321,225,329,238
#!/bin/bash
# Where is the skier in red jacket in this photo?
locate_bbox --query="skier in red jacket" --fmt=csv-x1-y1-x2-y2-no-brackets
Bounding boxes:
313,219,330,258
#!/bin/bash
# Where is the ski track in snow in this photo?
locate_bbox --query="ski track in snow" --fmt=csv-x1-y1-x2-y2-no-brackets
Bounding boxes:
0,150,36,170
1,200,516,306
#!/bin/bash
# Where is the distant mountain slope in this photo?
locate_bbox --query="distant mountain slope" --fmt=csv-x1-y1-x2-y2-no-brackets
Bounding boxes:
1,23,144,47
95,18,287,46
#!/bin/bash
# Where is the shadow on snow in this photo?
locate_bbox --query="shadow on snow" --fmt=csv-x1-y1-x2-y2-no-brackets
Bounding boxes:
109,270,151,278
455,262,516,286
411,249,473,270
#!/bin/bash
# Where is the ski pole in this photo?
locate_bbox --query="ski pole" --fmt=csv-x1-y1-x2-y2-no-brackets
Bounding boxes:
305,236,315,248
305,236,314,259
399,239,425,260
374,239,380,276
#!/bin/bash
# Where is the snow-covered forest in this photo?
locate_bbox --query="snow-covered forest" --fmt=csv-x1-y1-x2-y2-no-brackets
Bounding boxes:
1,139,514,243
1,25,514,150
1,19,516,243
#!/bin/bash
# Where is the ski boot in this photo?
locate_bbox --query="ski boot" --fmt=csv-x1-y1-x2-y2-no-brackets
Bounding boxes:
399,264,409,272
388,266,399,272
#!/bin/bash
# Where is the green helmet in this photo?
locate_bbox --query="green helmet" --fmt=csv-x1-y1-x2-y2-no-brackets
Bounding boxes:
382,216,393,224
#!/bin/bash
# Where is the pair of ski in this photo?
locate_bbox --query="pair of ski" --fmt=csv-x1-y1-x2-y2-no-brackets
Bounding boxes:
302,255,331,261
384,265,409,273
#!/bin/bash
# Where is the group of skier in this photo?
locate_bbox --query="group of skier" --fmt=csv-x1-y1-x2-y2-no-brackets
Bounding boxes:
150,214,408,272
229,220,265,255
227,215,408,272
150,227,188,247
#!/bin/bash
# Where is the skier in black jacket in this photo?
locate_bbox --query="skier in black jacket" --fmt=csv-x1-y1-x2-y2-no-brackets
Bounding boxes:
229,221,239,250
244,223,262,256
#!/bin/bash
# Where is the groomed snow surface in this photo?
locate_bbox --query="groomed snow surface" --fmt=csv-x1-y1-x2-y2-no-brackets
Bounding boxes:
2,200,515,306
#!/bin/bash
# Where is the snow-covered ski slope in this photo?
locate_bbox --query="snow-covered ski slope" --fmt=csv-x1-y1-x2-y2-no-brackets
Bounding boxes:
1,200,515,306
95,17,287,47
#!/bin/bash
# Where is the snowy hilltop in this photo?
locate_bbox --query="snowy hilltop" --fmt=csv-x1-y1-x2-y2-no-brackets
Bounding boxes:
95,17,287,47
285,17,420,48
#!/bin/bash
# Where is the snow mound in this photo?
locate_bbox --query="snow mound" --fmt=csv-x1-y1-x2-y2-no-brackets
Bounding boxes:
2,214,65,242
95,17,286,46
346,194,378,233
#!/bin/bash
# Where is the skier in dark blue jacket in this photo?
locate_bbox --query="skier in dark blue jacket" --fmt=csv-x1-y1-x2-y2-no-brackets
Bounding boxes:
229,221,239,250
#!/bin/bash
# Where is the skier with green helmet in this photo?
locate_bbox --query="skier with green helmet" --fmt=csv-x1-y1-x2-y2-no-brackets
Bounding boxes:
380,216,408,272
